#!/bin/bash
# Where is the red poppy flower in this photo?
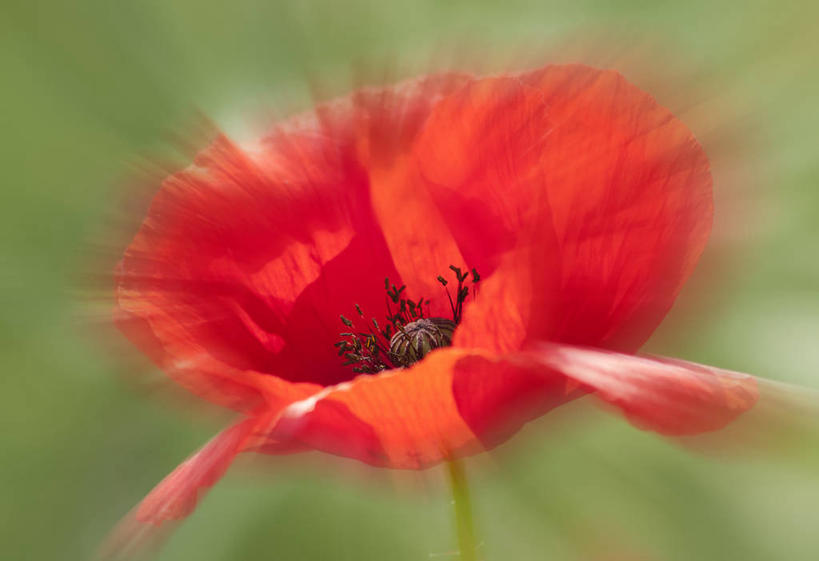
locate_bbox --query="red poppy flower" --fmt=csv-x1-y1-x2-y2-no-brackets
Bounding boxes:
107,64,759,555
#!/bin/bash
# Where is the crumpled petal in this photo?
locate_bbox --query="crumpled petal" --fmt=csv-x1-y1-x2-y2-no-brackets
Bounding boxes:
116,74,476,407
116,125,403,402
410,64,713,353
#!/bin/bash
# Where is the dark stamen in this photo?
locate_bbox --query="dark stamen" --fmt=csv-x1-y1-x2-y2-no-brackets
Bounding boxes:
336,265,479,373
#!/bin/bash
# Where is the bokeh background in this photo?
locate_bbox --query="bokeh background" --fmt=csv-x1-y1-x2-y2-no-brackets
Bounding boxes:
3,1,819,560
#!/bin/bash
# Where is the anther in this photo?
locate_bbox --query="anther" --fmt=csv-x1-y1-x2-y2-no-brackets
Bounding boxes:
336,265,479,374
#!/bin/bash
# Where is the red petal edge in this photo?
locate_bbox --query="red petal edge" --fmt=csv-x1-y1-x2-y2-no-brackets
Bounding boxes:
256,343,759,469
98,417,263,560
410,65,714,354
102,343,762,558
526,343,759,435
259,348,483,469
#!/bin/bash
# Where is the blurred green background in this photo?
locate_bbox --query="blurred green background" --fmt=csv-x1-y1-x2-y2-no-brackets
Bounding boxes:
3,1,819,560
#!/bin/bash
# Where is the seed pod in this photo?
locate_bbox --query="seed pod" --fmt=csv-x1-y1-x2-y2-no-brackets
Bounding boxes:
389,318,457,367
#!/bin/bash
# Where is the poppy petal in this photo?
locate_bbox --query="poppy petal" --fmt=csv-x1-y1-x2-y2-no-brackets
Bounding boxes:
98,417,261,560
116,125,400,399
257,339,757,468
450,349,587,449
451,343,758,449
413,64,712,353
529,343,759,435
362,74,474,317
116,74,480,400
674,377,819,457
262,348,486,469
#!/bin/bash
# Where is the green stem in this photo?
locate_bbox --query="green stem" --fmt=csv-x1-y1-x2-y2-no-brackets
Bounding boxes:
446,459,479,561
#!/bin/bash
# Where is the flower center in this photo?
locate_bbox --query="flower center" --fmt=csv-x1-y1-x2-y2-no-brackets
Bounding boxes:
335,266,480,373
389,317,457,367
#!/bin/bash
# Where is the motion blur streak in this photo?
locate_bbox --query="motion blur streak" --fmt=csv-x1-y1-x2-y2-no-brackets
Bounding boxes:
3,2,819,561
